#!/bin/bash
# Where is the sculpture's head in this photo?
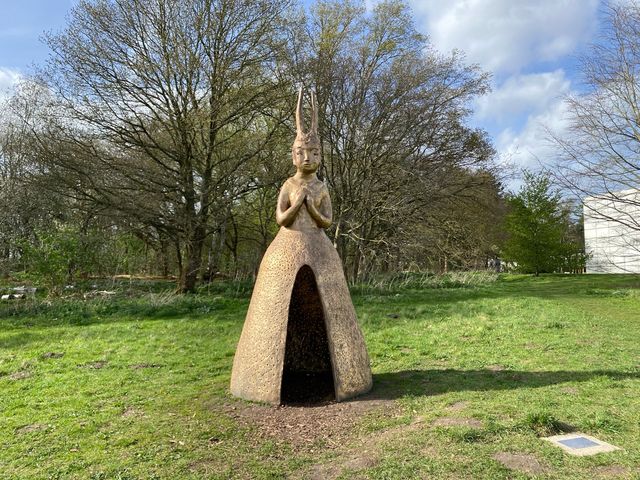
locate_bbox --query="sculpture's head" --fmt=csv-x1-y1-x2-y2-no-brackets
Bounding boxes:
292,87,321,174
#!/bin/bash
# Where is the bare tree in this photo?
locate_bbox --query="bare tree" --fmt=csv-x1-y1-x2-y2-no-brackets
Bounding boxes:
548,1,640,271
26,0,292,292
406,169,507,273
285,0,496,279
2,0,506,285
548,0,640,271
0,83,66,276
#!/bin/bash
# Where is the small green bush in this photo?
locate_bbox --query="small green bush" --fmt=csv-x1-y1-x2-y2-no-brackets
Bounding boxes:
520,411,568,436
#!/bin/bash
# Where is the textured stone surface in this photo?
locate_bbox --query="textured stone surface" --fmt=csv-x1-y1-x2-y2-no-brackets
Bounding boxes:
230,88,372,404
543,433,621,456
230,220,372,404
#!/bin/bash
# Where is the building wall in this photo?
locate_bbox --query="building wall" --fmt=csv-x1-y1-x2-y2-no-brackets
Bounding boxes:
583,190,640,273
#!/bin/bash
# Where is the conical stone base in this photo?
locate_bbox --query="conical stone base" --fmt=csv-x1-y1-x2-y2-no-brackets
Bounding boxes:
230,227,372,404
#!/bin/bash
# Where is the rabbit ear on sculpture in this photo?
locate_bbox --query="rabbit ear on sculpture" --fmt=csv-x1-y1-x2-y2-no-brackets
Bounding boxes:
294,86,320,148
296,86,305,135
310,90,318,136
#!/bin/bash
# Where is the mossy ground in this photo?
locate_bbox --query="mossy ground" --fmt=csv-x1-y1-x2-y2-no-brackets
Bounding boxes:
1,274,639,479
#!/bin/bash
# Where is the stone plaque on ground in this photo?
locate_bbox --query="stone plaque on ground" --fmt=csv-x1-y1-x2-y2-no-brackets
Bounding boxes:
543,433,621,456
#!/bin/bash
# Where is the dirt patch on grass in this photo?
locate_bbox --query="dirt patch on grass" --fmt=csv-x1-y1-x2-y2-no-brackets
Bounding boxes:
446,401,469,412
561,386,579,395
321,415,434,478
189,459,233,477
122,406,145,418
15,423,47,435
486,364,506,372
432,417,483,429
421,445,439,457
79,360,108,369
342,454,379,470
307,452,379,480
227,389,461,479
227,397,397,450
592,465,635,478
493,452,548,475
297,415,429,480
223,392,463,479
41,352,64,359
129,363,162,369
306,463,342,480
9,370,31,380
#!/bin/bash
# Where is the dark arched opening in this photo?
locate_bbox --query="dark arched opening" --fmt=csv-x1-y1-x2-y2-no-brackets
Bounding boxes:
280,265,335,404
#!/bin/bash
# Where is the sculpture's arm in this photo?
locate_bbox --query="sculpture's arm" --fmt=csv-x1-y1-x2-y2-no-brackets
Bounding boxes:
276,183,306,227
306,189,332,229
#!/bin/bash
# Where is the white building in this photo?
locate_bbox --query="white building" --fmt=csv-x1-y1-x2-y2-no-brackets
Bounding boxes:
583,189,640,273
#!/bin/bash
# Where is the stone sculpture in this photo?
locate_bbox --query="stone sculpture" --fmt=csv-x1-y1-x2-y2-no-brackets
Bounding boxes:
230,88,372,404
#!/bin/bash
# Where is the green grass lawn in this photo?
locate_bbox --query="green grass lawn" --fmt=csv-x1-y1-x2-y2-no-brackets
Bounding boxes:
1,274,639,479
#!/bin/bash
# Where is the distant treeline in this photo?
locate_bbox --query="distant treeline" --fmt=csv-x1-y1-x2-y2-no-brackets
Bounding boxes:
0,0,508,292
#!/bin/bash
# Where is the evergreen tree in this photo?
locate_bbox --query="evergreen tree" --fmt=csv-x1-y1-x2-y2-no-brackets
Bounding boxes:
502,172,568,276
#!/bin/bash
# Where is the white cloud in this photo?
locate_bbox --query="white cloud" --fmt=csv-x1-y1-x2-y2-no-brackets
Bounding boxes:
497,96,571,171
471,69,574,178
475,69,571,123
409,0,599,74
397,0,595,182
0,68,22,99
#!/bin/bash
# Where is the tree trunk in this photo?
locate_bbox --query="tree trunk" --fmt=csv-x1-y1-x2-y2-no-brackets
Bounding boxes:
159,237,169,278
351,247,361,283
180,225,206,293
175,239,184,290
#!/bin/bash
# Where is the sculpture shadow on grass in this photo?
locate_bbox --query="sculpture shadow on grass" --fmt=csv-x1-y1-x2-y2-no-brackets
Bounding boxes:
361,368,640,400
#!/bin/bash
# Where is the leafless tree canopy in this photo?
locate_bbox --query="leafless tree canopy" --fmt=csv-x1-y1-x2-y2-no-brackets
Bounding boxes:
549,0,640,234
285,1,499,278
26,0,294,291
0,0,506,290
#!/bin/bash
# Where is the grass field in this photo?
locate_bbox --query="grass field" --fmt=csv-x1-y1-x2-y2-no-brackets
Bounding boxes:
1,273,639,479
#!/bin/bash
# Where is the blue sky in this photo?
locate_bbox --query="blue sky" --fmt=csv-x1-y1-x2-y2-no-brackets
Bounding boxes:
0,0,607,181
0,0,72,70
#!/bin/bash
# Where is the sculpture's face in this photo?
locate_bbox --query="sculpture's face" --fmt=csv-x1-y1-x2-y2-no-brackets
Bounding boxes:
292,142,321,173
